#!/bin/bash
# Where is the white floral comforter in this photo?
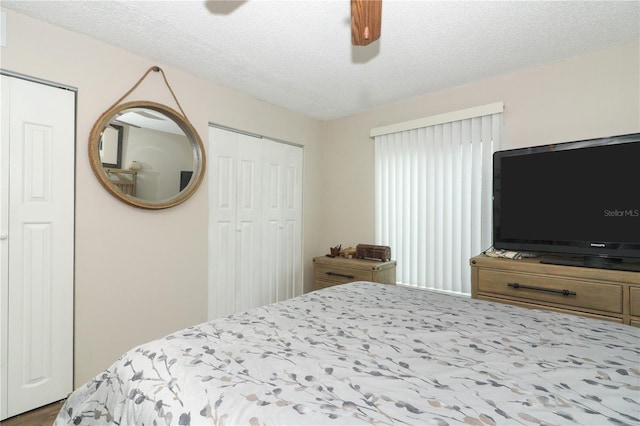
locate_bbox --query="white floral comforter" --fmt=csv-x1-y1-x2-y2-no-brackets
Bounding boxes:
55,282,640,425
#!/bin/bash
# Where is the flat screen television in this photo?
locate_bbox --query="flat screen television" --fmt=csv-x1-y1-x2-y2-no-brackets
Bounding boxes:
492,133,640,272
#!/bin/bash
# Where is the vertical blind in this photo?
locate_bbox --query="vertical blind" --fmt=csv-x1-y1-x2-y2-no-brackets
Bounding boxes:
373,104,503,295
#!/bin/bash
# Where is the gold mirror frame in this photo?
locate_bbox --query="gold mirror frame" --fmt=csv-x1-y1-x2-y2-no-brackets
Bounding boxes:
89,100,206,209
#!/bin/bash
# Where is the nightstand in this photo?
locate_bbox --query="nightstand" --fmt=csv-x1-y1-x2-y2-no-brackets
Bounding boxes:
313,256,396,291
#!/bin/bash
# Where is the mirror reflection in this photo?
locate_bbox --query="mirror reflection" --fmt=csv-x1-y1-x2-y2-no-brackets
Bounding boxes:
100,107,194,201
100,124,123,168
89,101,205,209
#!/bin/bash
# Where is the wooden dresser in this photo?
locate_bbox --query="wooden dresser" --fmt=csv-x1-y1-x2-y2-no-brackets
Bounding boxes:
313,256,396,291
470,255,640,326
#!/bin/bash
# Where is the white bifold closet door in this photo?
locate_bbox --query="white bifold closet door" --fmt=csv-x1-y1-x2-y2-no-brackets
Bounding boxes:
208,127,303,320
0,75,75,420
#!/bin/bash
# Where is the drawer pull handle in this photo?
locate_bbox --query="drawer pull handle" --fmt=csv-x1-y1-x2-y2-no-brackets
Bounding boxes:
508,282,576,296
326,271,355,279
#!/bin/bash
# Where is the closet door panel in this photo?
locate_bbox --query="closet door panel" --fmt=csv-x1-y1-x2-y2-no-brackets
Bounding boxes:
0,76,9,419
261,141,302,303
281,220,296,301
262,140,284,301
2,76,74,419
212,155,236,317
236,220,260,312
281,144,303,301
21,124,52,201
235,135,262,312
211,221,235,318
262,221,280,306
208,128,238,319
15,224,53,391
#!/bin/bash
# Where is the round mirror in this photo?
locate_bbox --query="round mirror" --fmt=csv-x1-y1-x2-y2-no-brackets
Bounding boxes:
89,101,206,209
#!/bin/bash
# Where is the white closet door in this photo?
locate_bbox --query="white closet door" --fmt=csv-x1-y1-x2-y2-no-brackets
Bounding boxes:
0,75,74,419
0,75,9,420
282,143,303,301
208,128,239,319
262,140,303,303
208,127,302,320
261,139,283,306
208,129,263,318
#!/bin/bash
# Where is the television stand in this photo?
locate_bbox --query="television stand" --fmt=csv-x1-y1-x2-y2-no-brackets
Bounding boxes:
540,255,640,272
470,255,640,326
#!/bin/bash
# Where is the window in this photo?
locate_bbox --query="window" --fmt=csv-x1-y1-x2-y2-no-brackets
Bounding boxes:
372,103,503,295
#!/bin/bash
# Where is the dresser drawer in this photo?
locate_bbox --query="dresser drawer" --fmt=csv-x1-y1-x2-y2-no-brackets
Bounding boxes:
477,269,623,314
630,287,640,317
314,263,372,284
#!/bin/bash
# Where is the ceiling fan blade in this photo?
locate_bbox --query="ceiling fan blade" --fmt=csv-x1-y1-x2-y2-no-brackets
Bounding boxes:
351,0,382,46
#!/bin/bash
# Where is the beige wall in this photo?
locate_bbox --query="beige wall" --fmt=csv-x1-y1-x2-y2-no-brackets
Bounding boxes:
3,8,639,388
1,9,324,386
320,41,639,252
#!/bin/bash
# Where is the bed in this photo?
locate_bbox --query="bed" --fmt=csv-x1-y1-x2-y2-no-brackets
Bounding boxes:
55,281,639,425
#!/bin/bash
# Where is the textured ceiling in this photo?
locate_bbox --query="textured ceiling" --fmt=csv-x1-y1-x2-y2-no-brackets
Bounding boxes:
3,0,639,120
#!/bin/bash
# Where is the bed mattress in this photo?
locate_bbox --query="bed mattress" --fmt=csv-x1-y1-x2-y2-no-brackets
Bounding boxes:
55,281,640,425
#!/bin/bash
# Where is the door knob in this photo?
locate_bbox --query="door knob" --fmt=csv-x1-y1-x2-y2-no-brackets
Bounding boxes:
0,233,7,240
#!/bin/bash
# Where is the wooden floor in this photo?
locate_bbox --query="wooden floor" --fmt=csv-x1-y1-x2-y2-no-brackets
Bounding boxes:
0,400,64,426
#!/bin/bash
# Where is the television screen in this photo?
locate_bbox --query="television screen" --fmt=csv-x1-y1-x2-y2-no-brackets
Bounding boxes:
493,133,640,269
